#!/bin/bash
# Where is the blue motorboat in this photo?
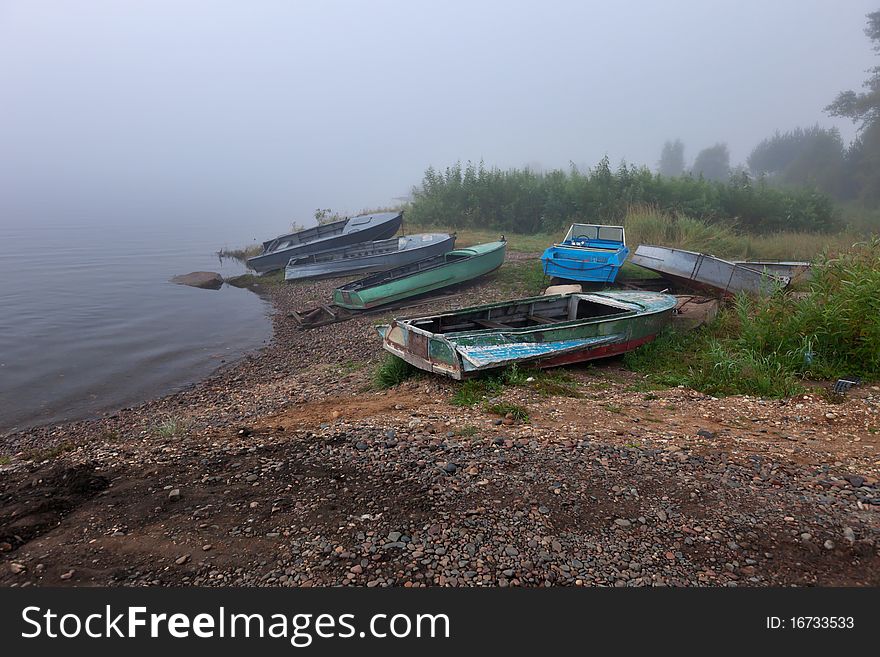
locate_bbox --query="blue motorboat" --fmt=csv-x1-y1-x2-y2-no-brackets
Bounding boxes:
541,223,629,284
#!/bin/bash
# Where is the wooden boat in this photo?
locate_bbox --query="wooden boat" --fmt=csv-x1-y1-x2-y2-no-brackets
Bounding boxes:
333,240,507,310
733,260,812,285
247,211,403,273
378,290,676,379
541,224,629,284
284,233,455,281
630,245,790,295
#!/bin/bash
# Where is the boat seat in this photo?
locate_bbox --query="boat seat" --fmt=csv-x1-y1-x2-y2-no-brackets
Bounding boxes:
527,314,557,324
474,319,512,329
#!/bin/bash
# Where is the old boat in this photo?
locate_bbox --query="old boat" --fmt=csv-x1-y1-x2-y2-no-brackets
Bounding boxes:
247,211,403,273
630,245,790,295
541,224,629,284
378,290,676,379
333,240,507,310
284,233,455,281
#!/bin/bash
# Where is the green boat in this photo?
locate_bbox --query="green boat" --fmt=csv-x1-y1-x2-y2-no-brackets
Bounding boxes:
378,290,676,379
333,240,507,310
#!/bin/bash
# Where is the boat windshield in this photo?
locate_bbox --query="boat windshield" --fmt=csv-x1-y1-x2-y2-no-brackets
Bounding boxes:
564,224,624,244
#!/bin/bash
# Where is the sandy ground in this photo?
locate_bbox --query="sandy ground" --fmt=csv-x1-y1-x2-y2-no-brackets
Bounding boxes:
1,265,878,587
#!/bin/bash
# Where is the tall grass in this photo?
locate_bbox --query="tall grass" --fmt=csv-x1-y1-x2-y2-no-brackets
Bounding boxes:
413,205,863,262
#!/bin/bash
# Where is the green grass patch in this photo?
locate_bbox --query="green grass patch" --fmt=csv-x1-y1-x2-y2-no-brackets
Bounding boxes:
450,365,580,406
451,378,502,406
0,455,10,466
485,402,530,422
374,355,418,389
492,260,547,295
457,425,480,437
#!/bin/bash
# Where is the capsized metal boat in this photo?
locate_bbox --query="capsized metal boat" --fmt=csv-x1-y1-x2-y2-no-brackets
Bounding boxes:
378,290,676,379
541,224,629,283
247,211,403,273
333,240,507,310
630,245,790,295
284,233,455,281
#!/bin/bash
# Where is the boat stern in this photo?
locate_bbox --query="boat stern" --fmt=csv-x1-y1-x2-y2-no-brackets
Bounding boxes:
379,321,464,379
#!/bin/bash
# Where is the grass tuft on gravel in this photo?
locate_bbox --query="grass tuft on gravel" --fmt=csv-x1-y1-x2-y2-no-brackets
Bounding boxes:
150,417,193,439
374,355,418,389
485,401,530,422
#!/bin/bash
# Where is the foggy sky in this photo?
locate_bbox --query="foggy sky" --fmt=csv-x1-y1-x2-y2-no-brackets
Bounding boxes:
1,0,876,231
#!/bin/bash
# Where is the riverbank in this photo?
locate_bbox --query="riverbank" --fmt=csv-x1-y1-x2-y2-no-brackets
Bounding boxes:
1,257,878,586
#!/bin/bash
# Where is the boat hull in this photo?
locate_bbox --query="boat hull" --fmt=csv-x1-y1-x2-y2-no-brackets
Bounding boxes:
733,261,812,285
247,212,403,273
541,224,629,283
333,241,507,309
541,244,629,283
630,245,789,295
284,233,455,281
379,290,676,379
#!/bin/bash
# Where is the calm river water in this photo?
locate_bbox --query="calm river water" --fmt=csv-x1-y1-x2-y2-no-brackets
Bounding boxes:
0,216,273,434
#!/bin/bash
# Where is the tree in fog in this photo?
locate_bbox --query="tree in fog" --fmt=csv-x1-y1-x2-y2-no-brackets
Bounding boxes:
826,10,880,130
747,126,845,195
691,143,730,182
657,139,685,177
826,10,880,202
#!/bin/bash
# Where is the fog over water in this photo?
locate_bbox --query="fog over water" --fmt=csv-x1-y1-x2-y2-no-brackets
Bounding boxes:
1,1,876,226
0,1,876,430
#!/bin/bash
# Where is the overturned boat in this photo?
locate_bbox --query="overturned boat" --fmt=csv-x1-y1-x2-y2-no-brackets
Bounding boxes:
333,240,507,310
541,223,629,284
378,290,676,379
247,211,403,273
284,233,455,281
630,245,790,295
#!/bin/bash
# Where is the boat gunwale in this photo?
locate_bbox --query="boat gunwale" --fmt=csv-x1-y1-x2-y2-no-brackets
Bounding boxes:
263,212,401,253
285,233,453,269
336,240,506,295
392,292,675,343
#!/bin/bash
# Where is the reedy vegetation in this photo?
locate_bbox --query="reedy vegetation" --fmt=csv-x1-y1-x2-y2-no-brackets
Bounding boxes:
406,158,839,235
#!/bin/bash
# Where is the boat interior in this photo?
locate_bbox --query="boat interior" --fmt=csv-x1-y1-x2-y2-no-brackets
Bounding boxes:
407,294,634,335
338,250,474,292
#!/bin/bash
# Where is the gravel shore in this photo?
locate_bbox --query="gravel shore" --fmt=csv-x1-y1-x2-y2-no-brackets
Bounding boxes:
1,267,878,586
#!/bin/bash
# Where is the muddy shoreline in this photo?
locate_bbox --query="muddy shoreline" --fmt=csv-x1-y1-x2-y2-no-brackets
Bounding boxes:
1,266,878,587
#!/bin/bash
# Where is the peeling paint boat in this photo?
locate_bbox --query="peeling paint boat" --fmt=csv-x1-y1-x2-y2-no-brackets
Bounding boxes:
541,224,629,283
284,233,455,281
378,290,676,379
333,240,507,310
247,211,403,273
630,245,790,295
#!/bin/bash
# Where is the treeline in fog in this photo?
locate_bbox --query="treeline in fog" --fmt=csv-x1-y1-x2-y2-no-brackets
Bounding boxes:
408,11,880,237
